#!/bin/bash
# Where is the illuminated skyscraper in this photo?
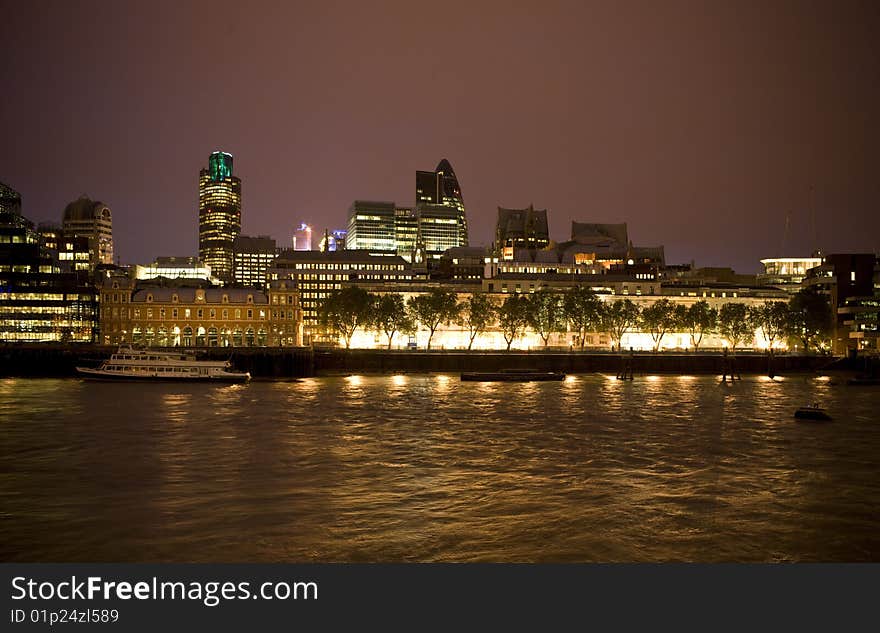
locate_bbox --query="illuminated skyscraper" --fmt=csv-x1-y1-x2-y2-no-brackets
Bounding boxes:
415,158,468,248
198,151,241,282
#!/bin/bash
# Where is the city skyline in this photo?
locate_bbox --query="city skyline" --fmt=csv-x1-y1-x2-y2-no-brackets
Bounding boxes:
1,1,878,273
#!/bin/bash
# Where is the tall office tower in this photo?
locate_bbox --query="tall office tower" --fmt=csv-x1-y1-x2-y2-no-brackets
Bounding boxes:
346,200,396,253
415,158,468,248
198,151,242,283
233,234,277,287
293,223,313,251
495,205,550,250
61,195,114,268
0,181,22,215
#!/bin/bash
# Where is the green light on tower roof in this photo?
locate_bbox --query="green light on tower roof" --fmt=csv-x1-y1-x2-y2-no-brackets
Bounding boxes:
208,151,234,181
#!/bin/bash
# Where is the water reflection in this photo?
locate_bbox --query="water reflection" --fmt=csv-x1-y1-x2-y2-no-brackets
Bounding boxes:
0,375,878,562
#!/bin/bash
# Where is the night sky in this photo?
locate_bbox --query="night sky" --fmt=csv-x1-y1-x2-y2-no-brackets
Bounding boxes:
1,0,878,273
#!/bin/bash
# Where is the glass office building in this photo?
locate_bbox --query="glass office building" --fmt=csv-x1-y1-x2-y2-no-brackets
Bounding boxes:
198,151,242,282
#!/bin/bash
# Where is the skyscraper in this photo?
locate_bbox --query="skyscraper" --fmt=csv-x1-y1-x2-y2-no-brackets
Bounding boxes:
198,151,241,283
61,195,114,269
415,158,468,248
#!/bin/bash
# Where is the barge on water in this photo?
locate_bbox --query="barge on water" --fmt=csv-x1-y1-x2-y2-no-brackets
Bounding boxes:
460,369,566,382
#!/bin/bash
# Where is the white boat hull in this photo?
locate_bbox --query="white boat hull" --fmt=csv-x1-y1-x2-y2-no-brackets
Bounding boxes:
76,367,251,383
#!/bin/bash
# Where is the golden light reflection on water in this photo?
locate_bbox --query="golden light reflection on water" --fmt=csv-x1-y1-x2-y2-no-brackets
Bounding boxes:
392,374,407,386
3,375,878,562
434,374,452,394
161,393,193,424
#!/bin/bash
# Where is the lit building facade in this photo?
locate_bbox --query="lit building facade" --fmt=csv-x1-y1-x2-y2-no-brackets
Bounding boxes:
339,284,788,352
135,256,214,282
1,185,96,342
758,256,823,291
37,223,92,274
346,201,397,254
62,195,114,269
98,277,302,347
270,250,418,341
233,235,277,287
198,151,242,283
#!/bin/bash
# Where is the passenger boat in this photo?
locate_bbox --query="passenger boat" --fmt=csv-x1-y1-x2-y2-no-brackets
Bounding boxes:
76,346,251,383
794,404,832,422
460,369,566,382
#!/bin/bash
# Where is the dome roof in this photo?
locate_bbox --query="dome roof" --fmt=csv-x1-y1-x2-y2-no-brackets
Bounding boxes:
63,196,110,222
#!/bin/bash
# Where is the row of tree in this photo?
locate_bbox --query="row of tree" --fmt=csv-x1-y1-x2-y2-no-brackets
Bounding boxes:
318,285,834,352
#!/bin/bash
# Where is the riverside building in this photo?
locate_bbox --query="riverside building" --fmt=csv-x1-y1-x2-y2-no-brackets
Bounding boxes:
269,249,419,342
0,183,96,342
98,276,302,347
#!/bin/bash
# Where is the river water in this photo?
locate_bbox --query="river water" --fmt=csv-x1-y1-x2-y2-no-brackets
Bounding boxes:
1,374,878,562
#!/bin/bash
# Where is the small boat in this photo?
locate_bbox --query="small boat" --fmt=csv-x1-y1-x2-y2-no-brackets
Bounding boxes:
846,376,880,386
76,346,251,383
794,404,832,421
460,369,566,382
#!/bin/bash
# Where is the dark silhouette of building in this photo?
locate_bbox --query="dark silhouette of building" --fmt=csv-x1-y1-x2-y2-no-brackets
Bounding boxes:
198,151,242,283
0,181,22,215
495,205,550,250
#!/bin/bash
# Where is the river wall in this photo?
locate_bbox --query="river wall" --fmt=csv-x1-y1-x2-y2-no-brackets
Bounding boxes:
0,344,837,379
314,349,830,376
